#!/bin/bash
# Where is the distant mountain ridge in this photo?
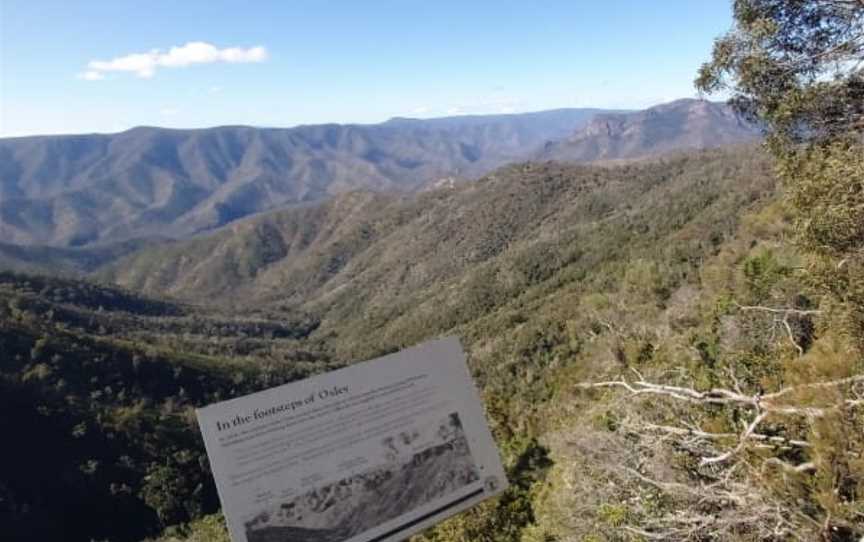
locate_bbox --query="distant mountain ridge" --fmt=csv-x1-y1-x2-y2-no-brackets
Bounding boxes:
538,99,760,162
0,100,760,250
0,109,613,247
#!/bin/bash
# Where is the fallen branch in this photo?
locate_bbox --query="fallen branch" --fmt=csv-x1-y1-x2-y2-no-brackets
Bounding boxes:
763,458,817,474
578,372,863,466
700,411,768,466
734,303,823,316
644,423,811,448
780,316,805,356
733,302,821,356
578,373,864,416
579,378,760,408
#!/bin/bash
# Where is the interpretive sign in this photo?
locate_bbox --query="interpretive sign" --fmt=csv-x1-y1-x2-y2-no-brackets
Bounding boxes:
197,337,508,542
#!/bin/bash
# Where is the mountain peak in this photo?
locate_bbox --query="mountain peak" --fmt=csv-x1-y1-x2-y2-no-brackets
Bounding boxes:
538,99,759,162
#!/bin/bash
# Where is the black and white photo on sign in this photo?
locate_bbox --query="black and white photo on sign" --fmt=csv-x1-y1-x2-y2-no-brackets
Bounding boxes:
243,413,478,542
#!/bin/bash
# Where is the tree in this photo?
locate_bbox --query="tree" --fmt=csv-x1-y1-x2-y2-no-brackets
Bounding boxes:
568,3,864,538
697,2,864,299
696,0,864,145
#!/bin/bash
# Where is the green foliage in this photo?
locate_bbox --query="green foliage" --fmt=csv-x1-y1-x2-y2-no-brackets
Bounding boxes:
416,439,553,542
622,259,669,303
681,3,864,536
596,503,628,527
147,513,230,542
784,141,864,256
741,249,788,299
698,1,864,335
696,0,864,146
140,460,204,525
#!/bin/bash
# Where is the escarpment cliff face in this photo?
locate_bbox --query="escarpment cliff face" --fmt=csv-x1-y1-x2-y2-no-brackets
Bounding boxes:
538,99,759,162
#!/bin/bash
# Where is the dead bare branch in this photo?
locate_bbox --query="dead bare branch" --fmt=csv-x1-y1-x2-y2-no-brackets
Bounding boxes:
734,302,823,316
579,373,864,416
733,302,821,356
763,458,817,474
700,411,769,466
643,423,811,448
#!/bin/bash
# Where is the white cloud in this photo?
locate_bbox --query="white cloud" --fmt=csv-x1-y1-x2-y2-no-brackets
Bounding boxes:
76,70,105,81
159,107,181,116
410,106,430,115
83,41,268,79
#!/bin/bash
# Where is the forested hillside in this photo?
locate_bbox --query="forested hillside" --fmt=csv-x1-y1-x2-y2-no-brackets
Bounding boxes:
116,132,863,541
104,146,770,317
8,143,832,541
0,271,335,541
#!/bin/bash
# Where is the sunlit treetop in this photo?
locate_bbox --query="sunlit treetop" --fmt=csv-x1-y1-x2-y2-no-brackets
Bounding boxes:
696,0,864,144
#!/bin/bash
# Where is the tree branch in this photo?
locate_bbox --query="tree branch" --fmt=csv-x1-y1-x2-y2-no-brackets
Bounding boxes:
700,411,768,466
644,423,811,448
580,374,864,415
734,303,823,316
763,458,817,474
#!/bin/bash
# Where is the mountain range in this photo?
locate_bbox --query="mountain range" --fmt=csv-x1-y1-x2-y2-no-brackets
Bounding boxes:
0,99,758,251
0,109,612,247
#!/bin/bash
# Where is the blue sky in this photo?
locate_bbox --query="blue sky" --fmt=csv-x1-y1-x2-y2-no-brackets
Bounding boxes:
0,0,733,137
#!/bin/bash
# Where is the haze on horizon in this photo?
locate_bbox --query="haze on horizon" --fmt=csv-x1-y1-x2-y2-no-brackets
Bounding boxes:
0,0,733,137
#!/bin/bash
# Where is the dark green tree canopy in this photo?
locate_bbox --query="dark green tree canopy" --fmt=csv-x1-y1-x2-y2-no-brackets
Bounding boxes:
697,0,864,144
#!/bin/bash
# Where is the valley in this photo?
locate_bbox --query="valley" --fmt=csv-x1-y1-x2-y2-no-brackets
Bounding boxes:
0,140,790,541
